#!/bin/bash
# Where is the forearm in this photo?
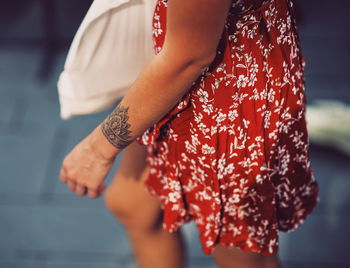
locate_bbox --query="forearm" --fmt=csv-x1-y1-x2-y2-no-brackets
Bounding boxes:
92,51,212,158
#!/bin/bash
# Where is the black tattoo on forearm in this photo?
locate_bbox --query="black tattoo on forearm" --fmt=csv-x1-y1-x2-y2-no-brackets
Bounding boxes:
101,103,133,149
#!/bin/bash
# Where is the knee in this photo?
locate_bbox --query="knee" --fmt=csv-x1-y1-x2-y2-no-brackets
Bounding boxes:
103,177,135,223
103,184,127,220
103,174,163,232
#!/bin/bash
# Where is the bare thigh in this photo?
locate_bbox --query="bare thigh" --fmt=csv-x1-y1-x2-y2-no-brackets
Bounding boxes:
104,140,163,230
212,244,282,268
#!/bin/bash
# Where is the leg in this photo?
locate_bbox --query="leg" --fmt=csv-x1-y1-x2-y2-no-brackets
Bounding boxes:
212,244,283,268
104,141,186,268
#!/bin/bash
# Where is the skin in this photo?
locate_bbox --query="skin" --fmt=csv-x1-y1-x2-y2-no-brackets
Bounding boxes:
104,141,187,268
60,0,233,199
59,0,282,267
101,103,133,149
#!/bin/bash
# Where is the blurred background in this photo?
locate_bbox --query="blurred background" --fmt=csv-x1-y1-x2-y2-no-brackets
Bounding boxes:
0,0,349,267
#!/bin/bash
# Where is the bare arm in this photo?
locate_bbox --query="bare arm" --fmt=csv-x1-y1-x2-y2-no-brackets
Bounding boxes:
60,0,233,198
95,0,233,156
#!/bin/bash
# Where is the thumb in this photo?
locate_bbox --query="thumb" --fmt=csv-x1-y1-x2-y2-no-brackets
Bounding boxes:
98,184,107,195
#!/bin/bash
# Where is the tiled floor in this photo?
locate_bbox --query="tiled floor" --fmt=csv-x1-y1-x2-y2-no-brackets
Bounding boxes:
1,0,350,267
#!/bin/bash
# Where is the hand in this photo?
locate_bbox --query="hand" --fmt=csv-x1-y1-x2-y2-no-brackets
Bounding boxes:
59,125,120,198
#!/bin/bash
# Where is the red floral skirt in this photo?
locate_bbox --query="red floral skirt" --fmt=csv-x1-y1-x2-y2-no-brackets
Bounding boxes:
135,0,320,256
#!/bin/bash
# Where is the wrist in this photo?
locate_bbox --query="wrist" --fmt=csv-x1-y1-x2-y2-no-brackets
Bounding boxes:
89,124,121,161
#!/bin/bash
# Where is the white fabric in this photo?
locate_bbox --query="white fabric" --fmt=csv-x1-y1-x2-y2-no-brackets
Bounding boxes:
306,99,350,156
57,0,156,119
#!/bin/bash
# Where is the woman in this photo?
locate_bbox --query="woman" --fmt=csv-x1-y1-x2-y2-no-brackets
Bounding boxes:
59,0,320,267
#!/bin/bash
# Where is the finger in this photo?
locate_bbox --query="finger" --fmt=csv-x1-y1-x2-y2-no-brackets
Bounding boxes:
87,187,99,199
75,184,87,197
67,180,76,191
59,168,68,183
92,184,107,198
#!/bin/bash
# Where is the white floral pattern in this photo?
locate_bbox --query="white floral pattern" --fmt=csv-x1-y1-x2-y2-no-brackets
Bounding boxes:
136,0,320,256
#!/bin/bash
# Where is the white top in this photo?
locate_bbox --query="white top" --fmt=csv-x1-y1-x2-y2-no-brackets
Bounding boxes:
57,0,156,119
